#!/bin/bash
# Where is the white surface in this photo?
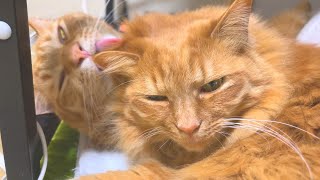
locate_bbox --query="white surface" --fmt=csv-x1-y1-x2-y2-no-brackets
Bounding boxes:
74,134,129,177
74,150,129,177
27,0,320,20
0,154,5,173
297,12,320,46
0,21,12,40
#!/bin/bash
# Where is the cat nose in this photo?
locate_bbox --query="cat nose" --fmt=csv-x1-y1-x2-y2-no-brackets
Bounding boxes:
177,121,201,135
71,43,90,65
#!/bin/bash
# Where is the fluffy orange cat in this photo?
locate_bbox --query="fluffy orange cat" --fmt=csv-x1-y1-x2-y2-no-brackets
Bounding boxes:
30,13,120,138
78,0,320,179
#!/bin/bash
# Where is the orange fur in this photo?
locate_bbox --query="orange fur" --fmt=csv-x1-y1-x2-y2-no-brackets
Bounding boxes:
82,0,320,179
268,0,311,38
30,13,119,141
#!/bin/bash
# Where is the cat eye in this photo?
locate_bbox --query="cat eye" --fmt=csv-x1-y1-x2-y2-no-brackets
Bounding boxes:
145,95,168,101
57,25,67,43
200,77,224,93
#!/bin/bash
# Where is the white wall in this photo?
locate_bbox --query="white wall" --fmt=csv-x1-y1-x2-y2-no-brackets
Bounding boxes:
27,0,105,18
27,0,320,20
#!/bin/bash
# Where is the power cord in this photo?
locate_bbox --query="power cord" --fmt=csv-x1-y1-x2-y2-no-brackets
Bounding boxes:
1,122,48,180
81,0,88,14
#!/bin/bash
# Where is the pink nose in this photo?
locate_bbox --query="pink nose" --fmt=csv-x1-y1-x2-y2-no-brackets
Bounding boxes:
71,43,90,65
177,121,201,135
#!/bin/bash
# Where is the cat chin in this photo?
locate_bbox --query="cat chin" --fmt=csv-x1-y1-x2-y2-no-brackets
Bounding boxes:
80,57,99,71
177,137,210,152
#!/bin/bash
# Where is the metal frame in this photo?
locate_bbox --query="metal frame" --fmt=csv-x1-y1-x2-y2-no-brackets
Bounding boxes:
0,0,40,179
0,0,122,179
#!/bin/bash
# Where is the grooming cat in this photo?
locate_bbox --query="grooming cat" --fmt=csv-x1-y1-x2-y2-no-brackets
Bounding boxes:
30,12,121,138
80,0,320,179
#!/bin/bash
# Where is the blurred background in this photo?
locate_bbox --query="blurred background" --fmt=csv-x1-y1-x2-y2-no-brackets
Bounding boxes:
27,0,320,19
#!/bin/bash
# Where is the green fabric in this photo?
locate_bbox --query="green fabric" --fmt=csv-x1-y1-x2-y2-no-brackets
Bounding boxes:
42,122,79,180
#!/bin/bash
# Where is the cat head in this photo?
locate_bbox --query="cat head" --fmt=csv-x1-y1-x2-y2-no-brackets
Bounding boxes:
95,0,277,152
30,12,121,131
30,12,121,86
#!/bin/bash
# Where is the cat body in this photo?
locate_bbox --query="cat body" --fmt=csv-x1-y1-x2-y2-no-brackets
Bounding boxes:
85,0,320,179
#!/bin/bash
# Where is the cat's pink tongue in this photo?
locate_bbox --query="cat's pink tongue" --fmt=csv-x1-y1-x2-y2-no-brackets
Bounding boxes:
96,36,121,52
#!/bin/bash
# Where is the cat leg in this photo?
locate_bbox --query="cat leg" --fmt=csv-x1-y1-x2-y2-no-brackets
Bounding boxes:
175,143,320,180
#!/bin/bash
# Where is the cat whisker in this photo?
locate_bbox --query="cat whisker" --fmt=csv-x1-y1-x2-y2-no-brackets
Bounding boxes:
93,0,111,33
213,134,226,150
100,0,127,31
221,122,313,180
158,139,170,151
130,127,163,151
223,119,295,146
224,118,320,140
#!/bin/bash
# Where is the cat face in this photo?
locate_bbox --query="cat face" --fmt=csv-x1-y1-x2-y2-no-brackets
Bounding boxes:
30,12,120,90
30,13,120,132
96,0,280,152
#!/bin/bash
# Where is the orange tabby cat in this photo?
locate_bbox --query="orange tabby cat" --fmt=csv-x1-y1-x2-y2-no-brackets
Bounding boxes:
80,0,320,179
30,12,120,137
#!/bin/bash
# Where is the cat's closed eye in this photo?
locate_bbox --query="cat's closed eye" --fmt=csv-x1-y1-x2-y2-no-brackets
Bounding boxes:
200,77,224,93
145,95,168,101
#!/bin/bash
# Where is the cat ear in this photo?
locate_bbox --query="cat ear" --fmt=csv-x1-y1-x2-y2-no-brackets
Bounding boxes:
94,51,139,77
211,0,253,51
29,18,53,35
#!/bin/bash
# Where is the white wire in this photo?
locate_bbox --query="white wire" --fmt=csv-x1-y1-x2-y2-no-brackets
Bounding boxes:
81,0,88,14
0,122,48,180
0,152,6,180
37,122,48,180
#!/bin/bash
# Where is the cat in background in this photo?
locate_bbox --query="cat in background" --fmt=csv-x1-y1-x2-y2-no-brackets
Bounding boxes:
80,0,320,179
269,0,312,38
29,13,121,142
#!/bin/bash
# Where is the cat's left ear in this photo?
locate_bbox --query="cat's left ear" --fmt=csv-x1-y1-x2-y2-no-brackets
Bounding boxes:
94,51,139,77
29,18,53,35
211,0,253,52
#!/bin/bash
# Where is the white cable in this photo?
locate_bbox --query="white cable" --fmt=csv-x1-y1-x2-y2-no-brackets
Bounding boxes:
0,122,48,180
0,153,6,180
37,122,48,180
81,0,88,14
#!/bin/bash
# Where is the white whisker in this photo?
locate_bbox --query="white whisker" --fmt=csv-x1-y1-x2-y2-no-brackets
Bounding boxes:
225,118,320,140
222,122,313,180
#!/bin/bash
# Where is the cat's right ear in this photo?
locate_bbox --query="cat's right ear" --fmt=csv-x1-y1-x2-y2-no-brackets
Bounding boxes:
94,51,139,77
210,0,253,52
29,18,52,35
